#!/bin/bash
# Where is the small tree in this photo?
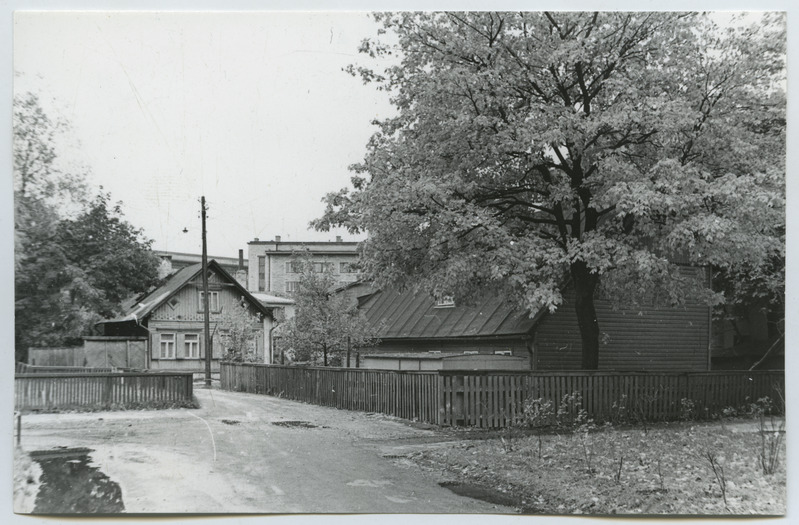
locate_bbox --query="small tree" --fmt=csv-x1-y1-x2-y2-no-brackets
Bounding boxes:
280,256,378,366
217,298,263,363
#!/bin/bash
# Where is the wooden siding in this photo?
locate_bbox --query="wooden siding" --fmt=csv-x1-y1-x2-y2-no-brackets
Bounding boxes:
15,371,194,412
148,268,264,366
535,279,711,371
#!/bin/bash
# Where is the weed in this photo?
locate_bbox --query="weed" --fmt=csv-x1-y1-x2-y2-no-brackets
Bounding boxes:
614,455,624,484
679,398,696,421
703,450,728,506
751,396,785,475
518,397,555,459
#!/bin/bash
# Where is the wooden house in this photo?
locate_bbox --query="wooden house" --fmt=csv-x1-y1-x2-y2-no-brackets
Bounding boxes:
92,260,274,372
347,266,712,371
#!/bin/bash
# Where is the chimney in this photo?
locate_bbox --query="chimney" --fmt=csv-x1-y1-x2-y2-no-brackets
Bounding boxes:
238,249,244,270
336,236,342,243
254,237,259,242
275,235,281,243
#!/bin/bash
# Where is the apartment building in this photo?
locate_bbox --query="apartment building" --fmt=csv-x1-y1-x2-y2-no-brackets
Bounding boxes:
247,236,360,294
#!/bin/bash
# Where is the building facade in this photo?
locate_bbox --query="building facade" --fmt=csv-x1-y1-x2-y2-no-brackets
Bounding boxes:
247,236,360,294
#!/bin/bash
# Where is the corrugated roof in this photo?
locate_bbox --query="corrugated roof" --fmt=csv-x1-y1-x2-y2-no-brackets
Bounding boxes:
359,288,541,340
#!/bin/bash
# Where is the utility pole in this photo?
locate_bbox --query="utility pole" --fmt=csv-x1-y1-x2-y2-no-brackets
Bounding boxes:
201,196,212,388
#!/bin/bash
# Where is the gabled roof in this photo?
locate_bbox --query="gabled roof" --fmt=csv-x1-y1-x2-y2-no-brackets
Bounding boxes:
98,259,271,325
358,288,544,340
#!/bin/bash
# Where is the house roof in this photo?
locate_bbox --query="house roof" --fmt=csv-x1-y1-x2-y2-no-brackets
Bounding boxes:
98,259,271,325
358,288,543,340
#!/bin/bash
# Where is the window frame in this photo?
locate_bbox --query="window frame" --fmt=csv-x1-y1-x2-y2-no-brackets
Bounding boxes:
184,333,200,359
159,333,176,359
198,290,221,312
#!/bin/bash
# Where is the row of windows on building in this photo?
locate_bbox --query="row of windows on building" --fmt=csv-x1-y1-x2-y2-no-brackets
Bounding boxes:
257,258,359,292
159,333,200,359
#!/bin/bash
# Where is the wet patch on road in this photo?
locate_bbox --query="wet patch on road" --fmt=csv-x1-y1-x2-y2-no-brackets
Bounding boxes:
221,419,241,425
30,447,124,514
272,421,319,429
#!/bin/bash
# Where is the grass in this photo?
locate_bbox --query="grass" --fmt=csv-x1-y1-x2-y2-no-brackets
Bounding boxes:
409,418,786,515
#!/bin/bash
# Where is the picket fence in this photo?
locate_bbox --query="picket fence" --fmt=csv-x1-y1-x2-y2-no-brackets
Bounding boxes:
15,371,195,412
220,363,784,428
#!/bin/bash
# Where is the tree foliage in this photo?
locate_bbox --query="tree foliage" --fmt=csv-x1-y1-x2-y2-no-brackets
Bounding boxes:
14,93,161,361
279,257,378,366
217,298,263,363
314,12,786,369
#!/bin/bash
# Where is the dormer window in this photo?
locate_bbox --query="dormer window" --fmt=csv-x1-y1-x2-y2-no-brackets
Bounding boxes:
434,295,455,308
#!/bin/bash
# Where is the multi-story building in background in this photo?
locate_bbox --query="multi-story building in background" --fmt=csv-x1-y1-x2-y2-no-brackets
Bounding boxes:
247,235,360,294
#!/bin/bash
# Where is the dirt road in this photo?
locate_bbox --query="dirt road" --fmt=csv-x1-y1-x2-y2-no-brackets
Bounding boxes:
16,387,514,515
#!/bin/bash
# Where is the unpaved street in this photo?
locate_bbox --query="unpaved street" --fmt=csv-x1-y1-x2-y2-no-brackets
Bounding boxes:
16,388,513,514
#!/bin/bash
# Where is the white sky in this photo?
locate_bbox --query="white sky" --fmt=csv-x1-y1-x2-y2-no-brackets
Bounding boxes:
14,11,394,256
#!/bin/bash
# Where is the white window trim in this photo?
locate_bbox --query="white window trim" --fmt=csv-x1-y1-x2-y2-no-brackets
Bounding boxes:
198,290,220,312
184,333,200,359
159,333,176,359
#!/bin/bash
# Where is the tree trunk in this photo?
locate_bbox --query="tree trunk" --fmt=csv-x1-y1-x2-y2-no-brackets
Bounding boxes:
323,342,328,367
571,261,600,370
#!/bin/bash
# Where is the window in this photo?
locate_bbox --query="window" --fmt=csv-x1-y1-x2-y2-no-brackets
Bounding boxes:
184,334,200,358
286,281,299,293
312,262,333,273
258,256,266,292
339,262,358,274
159,333,175,359
286,261,302,273
198,291,220,311
434,295,455,308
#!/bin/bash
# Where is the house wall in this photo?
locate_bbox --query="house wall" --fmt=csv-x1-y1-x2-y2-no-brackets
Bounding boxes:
148,270,270,371
534,267,711,371
361,339,531,362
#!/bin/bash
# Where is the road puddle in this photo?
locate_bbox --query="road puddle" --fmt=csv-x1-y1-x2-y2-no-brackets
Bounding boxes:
30,447,124,514
272,421,318,428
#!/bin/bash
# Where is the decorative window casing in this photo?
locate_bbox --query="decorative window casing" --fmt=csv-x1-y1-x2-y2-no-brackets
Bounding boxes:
184,333,200,358
159,333,175,359
198,291,220,312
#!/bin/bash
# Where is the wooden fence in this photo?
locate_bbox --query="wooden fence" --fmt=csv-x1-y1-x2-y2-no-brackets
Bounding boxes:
15,362,125,374
15,371,195,412
220,363,784,429
221,363,442,423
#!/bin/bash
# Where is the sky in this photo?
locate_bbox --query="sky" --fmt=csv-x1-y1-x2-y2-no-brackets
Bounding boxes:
14,11,395,257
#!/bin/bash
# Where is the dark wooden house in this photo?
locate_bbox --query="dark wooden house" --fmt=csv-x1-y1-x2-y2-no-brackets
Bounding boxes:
348,267,712,371
92,260,274,372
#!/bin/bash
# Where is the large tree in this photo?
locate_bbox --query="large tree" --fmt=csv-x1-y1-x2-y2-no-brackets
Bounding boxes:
14,94,161,361
314,12,785,369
